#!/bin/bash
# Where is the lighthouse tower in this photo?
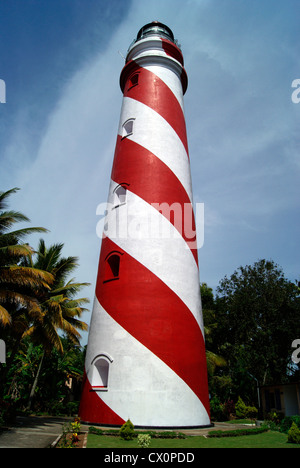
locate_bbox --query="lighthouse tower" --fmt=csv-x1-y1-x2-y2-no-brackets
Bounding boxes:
79,22,211,428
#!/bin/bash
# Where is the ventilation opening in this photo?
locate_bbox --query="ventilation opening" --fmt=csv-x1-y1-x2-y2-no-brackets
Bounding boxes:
103,251,122,283
122,118,135,139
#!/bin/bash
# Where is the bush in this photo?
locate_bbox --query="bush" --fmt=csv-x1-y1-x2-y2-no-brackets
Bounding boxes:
246,406,258,420
210,396,226,421
137,434,151,448
235,397,258,420
280,415,300,434
265,411,284,426
287,422,300,444
235,397,247,419
119,419,135,441
207,427,267,438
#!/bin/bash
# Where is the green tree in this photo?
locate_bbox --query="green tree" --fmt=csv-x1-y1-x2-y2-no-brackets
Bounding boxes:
5,338,86,413
215,259,300,393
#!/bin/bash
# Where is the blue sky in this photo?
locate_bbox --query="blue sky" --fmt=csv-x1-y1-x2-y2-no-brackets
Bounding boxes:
0,0,299,344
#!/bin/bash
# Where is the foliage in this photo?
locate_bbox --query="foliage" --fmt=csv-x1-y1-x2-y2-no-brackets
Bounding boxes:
223,400,235,419
71,417,81,433
21,239,89,355
0,188,90,413
280,415,300,433
246,406,258,420
58,417,81,448
119,419,135,440
214,259,300,400
235,396,248,418
89,426,186,439
207,427,268,438
2,337,85,414
210,396,252,422
287,422,300,444
201,283,228,400
209,395,226,421
0,188,51,340
235,396,257,420
137,434,151,448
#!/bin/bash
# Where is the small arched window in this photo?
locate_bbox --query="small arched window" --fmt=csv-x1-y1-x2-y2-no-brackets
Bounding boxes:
113,183,129,208
122,118,135,139
91,354,113,391
103,251,123,283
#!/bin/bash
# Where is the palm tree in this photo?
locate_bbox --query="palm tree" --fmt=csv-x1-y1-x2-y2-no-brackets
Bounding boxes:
0,188,55,399
0,188,53,341
23,239,89,353
22,240,90,409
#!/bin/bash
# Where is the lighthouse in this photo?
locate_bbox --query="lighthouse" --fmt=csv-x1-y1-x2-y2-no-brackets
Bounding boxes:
79,22,211,428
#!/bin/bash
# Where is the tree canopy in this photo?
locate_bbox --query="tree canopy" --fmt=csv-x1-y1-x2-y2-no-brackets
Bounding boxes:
210,259,300,402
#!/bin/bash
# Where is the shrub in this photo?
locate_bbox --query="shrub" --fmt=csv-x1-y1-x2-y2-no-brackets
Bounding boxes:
246,406,258,420
287,422,300,444
235,397,258,420
280,415,300,433
210,396,225,421
137,434,151,448
65,401,79,416
235,396,247,419
120,419,135,440
207,427,267,438
71,417,81,433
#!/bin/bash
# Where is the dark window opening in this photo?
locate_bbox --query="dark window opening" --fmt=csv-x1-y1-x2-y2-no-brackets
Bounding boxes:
128,73,139,90
103,251,122,283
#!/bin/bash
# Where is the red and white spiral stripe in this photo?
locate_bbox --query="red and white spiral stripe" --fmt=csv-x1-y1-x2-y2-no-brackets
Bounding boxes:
79,33,210,427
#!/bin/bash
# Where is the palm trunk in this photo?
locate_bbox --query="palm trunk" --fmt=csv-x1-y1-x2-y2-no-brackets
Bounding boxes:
27,351,45,411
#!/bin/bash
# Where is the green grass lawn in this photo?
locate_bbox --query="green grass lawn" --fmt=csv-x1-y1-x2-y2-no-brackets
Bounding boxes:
86,431,300,449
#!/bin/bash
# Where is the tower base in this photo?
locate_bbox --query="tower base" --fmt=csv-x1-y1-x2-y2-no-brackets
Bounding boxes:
80,420,214,430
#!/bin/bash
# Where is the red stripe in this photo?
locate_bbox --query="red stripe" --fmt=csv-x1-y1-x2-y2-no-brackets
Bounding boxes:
160,38,184,65
123,65,189,154
111,136,199,265
96,236,210,416
79,371,125,426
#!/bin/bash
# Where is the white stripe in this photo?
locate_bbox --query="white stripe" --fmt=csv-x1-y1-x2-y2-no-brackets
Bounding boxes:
85,298,210,427
118,97,192,201
105,183,204,335
143,64,185,110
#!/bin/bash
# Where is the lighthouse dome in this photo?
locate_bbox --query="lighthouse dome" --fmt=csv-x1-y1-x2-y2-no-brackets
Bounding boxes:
136,21,175,43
